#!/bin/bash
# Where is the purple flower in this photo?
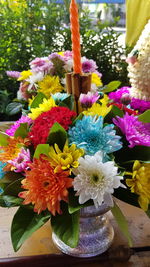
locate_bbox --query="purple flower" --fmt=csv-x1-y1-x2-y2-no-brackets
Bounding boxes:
79,92,100,108
82,58,98,73
130,98,150,113
8,148,31,173
113,113,150,148
109,87,131,104
5,116,32,136
64,50,73,59
6,71,21,79
29,57,53,73
48,53,65,63
95,70,102,78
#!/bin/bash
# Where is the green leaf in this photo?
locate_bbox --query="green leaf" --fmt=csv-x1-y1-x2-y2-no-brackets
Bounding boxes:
111,105,124,117
34,144,50,158
51,206,80,248
102,81,121,93
30,92,47,109
11,207,50,251
0,195,23,208
72,113,83,126
0,131,8,146
14,123,28,138
4,178,23,197
68,190,93,214
58,95,74,110
111,201,132,247
6,102,23,116
138,110,150,123
0,172,22,184
47,122,67,150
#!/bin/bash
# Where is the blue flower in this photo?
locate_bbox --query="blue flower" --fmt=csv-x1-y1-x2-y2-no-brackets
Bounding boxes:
0,161,6,180
52,93,69,102
0,161,6,194
68,116,122,156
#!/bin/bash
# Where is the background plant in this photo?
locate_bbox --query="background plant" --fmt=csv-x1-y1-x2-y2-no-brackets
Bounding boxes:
0,0,129,120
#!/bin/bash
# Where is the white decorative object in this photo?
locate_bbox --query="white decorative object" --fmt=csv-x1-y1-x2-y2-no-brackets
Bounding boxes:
127,20,150,100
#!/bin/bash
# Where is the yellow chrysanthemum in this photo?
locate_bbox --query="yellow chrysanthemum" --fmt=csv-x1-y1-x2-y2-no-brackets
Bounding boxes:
48,142,84,172
92,73,103,87
28,97,56,120
126,160,150,211
38,75,64,97
28,96,35,106
83,94,111,117
57,52,64,56
18,70,32,81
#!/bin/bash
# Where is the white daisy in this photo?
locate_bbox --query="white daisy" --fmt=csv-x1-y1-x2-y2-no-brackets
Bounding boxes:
73,151,123,208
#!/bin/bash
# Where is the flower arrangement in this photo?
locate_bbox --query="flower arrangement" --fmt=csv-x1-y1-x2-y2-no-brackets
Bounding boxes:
1,0,150,254
0,50,150,252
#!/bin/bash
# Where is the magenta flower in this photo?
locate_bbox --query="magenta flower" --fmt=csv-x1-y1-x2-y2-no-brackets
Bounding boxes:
8,148,31,173
6,116,32,136
29,57,53,73
79,92,100,108
6,71,21,79
113,113,150,148
82,58,98,73
109,87,131,104
130,98,150,113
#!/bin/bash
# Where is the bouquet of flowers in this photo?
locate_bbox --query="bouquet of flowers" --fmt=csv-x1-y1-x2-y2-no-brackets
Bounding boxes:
0,48,150,252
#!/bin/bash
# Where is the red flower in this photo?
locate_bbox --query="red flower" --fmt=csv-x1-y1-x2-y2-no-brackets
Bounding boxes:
109,103,138,115
29,106,76,147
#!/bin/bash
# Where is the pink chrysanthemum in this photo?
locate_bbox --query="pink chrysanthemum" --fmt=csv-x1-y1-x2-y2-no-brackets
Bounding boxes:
8,148,31,173
29,106,76,147
29,57,53,73
81,58,98,73
6,116,32,136
113,113,150,148
79,92,100,108
6,71,21,79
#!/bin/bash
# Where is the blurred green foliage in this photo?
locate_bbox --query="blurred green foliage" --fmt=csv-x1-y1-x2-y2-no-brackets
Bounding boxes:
0,0,128,120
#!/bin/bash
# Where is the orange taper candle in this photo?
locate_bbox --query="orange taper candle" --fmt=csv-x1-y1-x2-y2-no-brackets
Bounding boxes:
70,0,82,74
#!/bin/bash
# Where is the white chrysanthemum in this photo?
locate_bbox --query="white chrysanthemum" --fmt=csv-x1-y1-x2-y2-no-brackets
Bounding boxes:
73,152,123,208
64,59,73,72
27,72,44,84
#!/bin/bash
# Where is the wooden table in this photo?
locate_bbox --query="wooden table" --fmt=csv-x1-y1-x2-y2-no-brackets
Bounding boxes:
0,200,150,267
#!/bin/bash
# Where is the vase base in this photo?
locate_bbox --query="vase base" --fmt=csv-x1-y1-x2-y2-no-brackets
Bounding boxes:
52,215,114,258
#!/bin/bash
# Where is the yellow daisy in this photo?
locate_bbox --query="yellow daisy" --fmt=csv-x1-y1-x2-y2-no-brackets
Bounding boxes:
48,142,84,172
38,75,64,97
126,160,150,211
57,52,64,56
83,94,111,117
28,97,56,120
18,70,32,81
92,73,103,87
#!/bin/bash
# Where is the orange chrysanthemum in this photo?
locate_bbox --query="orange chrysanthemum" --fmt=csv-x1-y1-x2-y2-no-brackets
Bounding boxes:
0,137,29,163
19,156,73,215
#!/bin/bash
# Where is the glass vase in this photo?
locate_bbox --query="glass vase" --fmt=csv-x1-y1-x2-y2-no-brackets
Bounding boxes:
52,204,114,258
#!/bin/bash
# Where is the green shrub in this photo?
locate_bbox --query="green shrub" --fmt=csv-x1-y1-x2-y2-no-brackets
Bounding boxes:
0,1,128,120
